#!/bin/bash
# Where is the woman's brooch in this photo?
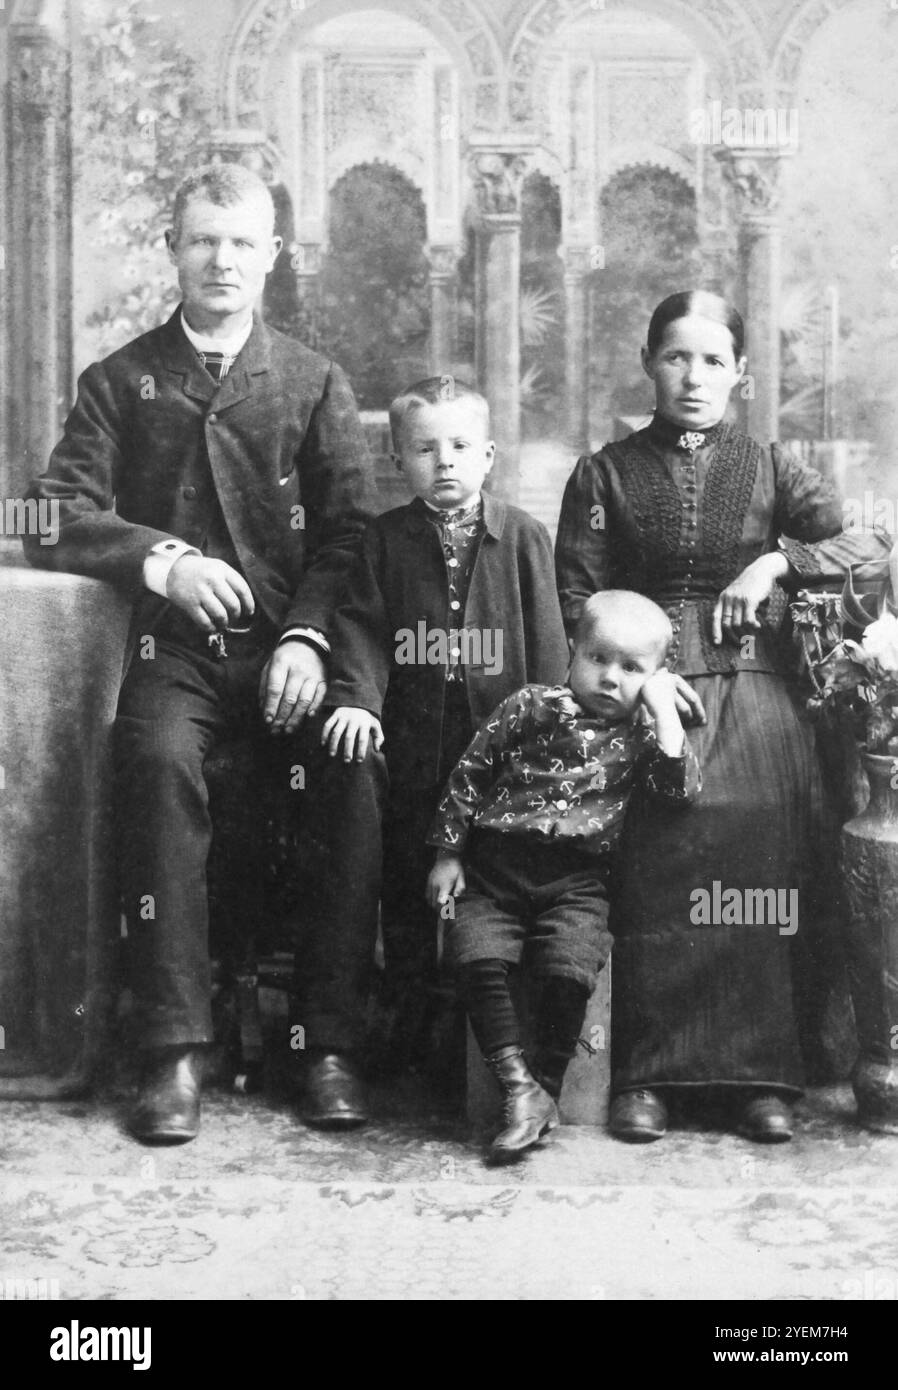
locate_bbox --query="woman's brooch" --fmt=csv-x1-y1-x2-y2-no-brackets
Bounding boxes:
677,431,706,454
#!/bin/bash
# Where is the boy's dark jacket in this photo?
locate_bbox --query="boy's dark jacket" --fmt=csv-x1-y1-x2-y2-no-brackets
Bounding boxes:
325,493,570,788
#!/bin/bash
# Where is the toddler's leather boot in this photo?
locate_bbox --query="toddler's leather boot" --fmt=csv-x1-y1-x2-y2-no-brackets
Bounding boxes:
485,1045,559,1161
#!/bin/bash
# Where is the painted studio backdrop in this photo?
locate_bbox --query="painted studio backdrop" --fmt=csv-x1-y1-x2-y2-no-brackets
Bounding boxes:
2,0,897,534
3,0,898,1310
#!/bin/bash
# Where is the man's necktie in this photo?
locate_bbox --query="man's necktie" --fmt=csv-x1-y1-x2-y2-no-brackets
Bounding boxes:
198,351,232,384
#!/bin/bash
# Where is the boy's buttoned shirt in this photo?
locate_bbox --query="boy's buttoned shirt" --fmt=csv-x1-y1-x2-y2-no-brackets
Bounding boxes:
429,684,701,856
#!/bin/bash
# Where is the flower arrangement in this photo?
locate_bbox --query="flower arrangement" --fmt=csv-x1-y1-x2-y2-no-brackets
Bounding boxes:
791,572,898,755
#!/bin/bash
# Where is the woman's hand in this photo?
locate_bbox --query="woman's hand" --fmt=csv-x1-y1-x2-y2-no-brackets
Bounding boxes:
642,670,706,726
641,670,704,754
321,706,384,762
712,552,791,645
670,673,706,727
426,851,466,910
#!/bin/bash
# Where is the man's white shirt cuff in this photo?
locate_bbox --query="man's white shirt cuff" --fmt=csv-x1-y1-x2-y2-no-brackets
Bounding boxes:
143,539,201,596
278,627,331,655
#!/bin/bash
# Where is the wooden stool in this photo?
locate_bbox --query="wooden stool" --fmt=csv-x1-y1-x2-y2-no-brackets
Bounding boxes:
466,962,611,1126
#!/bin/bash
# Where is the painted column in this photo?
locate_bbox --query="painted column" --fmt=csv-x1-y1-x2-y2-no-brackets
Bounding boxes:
715,147,790,441
561,246,593,453
0,18,9,497
427,245,458,374
469,143,531,504
7,18,73,497
290,242,322,350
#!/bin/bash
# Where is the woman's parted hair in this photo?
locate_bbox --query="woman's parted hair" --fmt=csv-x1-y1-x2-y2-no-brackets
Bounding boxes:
646,291,745,359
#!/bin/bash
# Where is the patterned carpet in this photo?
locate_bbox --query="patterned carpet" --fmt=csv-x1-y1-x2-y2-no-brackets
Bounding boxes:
2,1081,897,1301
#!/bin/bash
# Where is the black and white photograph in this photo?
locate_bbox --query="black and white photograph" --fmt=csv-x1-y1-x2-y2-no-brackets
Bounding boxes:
1,0,897,1329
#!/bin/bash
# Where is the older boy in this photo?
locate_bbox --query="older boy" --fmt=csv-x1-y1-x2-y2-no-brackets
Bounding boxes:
427,591,703,1161
24,162,378,1142
321,377,569,1077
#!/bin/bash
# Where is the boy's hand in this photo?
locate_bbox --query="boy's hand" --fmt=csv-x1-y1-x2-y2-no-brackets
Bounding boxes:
426,852,466,910
321,706,384,762
640,670,705,755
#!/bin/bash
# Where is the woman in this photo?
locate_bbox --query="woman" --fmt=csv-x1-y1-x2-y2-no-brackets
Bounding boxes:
555,290,891,1143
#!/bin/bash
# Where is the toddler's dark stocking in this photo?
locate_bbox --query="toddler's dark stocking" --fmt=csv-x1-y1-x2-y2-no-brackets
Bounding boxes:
532,975,591,1099
457,958,520,1056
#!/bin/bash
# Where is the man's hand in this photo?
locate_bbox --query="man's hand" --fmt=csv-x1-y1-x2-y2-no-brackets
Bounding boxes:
259,641,326,735
166,554,255,632
712,551,791,645
321,707,384,763
426,851,466,911
641,669,704,754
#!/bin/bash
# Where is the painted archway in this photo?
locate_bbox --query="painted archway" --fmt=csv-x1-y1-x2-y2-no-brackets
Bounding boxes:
506,0,766,129
221,0,504,133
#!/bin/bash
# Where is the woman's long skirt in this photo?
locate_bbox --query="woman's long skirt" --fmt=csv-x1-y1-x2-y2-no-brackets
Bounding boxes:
611,671,841,1096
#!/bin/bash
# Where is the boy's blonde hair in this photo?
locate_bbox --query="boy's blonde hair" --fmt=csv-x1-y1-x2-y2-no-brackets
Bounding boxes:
574,590,673,665
389,376,491,453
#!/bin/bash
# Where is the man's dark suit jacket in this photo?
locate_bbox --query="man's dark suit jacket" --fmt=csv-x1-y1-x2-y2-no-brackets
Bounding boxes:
24,307,375,637
324,494,570,788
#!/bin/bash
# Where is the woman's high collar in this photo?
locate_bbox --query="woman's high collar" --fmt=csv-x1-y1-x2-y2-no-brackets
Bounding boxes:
646,412,729,451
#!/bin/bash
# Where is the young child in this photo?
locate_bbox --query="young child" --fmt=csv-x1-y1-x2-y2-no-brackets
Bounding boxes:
426,590,703,1161
321,376,569,1076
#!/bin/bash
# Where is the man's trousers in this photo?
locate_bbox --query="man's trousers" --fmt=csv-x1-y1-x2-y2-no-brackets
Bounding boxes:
114,631,387,1054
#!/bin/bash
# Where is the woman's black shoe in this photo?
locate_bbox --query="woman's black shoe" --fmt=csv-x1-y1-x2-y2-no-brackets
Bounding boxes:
738,1093,793,1143
609,1088,668,1142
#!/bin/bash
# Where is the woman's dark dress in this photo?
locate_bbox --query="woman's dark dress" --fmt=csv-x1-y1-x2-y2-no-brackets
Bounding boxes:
555,414,891,1095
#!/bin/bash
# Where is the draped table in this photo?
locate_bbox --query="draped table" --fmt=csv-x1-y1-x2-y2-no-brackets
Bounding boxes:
0,546,131,1095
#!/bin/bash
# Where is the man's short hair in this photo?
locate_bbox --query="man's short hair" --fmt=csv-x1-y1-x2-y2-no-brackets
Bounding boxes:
170,162,276,244
388,376,491,452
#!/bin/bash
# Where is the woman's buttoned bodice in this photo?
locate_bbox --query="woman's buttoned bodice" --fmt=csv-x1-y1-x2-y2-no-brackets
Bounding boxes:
555,416,892,678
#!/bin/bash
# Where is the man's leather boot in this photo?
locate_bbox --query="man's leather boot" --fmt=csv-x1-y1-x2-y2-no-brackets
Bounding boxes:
130,1046,204,1145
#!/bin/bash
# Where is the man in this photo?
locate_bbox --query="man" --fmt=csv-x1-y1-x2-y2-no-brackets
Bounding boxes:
24,162,385,1143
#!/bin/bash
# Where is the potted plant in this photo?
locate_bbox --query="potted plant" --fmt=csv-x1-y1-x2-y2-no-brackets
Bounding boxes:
793,572,898,1132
